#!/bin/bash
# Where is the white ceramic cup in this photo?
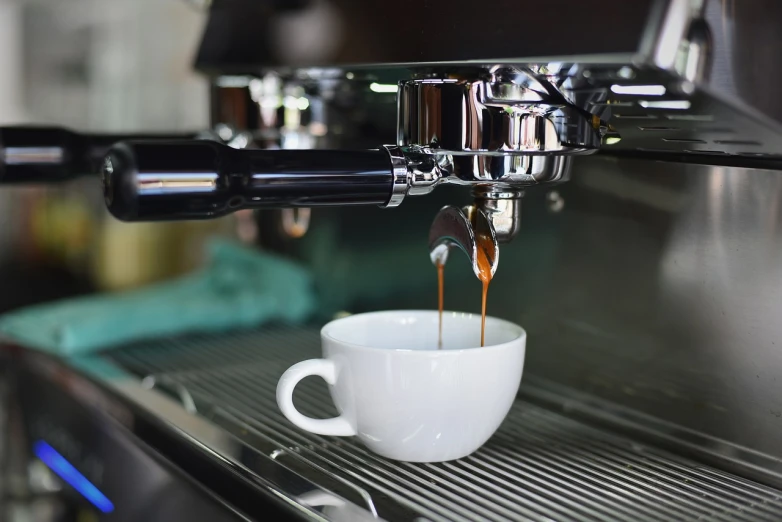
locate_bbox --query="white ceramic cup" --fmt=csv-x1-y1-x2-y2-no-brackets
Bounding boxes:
276,310,526,462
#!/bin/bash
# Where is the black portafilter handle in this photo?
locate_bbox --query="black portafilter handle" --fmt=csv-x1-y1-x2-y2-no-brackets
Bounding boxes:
102,140,397,221
0,126,195,183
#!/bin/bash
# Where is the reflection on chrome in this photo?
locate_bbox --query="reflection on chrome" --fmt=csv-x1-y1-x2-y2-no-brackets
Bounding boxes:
3,146,64,165
137,172,218,194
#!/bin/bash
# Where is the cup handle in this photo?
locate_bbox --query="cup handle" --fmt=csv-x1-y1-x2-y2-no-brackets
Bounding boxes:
276,359,356,436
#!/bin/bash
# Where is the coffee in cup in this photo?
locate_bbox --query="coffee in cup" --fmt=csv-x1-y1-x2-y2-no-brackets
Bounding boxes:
276,310,526,462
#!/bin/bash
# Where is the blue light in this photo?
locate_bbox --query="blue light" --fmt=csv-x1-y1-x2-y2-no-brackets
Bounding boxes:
33,440,114,513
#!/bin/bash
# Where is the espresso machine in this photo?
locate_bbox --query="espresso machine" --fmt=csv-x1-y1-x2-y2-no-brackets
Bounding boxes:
4,0,782,520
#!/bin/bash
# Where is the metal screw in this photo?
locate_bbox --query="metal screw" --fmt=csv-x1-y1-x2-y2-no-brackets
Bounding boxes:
618,66,635,80
547,190,565,213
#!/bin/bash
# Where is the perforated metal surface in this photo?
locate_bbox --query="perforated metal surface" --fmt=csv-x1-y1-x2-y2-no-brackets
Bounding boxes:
109,328,782,521
548,64,782,158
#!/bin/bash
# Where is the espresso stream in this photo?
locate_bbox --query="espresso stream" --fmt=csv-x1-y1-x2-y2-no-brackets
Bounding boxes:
437,262,444,349
437,239,494,349
475,241,493,348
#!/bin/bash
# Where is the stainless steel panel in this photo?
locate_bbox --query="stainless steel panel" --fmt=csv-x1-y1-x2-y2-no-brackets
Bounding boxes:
512,155,782,461
107,327,782,521
703,0,782,123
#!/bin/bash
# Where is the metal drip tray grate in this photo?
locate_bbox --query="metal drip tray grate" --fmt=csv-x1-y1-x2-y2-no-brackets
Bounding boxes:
108,328,782,521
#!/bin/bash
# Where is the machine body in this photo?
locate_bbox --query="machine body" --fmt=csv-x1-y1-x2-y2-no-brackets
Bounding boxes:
6,3,782,520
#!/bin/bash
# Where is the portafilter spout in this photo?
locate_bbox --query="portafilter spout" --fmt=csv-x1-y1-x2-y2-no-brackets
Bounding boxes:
429,205,499,280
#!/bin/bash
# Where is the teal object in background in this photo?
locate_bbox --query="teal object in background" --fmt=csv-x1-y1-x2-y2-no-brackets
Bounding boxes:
0,240,316,356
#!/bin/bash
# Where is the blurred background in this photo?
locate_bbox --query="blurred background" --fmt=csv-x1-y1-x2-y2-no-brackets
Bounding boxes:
0,2,217,519
0,0,230,313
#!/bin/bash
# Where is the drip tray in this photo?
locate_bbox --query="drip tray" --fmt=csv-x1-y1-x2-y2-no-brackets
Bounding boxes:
108,328,782,521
